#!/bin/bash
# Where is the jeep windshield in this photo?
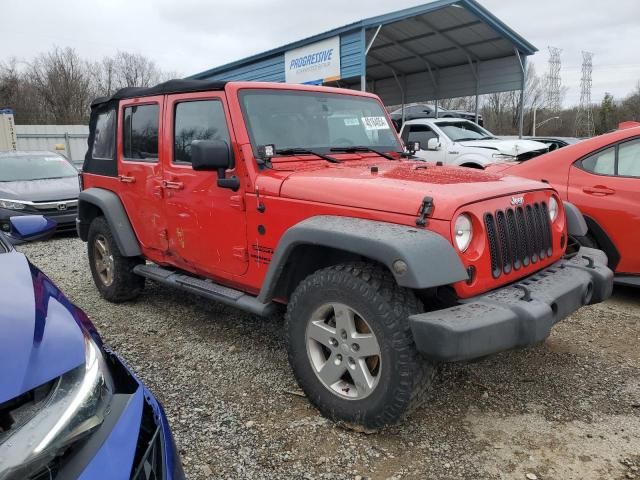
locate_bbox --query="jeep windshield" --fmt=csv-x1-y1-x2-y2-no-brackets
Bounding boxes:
437,121,496,142
239,89,402,159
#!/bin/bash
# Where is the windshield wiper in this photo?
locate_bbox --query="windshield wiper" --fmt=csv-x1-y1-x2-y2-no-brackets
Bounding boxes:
456,136,495,142
275,148,340,164
330,146,395,160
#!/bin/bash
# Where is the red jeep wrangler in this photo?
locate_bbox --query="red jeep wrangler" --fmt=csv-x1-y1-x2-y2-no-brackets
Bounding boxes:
78,79,613,430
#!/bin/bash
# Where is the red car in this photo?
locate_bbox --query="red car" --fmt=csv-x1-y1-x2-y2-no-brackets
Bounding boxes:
489,125,640,287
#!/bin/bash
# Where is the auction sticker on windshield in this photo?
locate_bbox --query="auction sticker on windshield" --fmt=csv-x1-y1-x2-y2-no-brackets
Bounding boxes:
361,116,389,130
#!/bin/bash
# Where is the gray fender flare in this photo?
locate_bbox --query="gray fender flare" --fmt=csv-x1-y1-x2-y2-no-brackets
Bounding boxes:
257,215,468,303
77,188,142,257
563,201,588,237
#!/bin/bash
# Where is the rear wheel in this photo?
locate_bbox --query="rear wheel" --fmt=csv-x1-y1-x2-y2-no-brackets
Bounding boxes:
88,216,144,302
286,262,436,431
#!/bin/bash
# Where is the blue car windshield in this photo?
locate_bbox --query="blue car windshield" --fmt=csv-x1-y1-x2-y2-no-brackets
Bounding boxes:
239,89,401,156
0,153,77,182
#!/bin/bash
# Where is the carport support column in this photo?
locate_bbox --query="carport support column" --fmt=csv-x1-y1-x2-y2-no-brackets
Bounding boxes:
467,58,480,124
360,27,368,92
515,49,527,139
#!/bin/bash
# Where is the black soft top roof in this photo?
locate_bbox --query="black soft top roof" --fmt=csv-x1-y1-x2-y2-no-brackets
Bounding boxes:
91,79,227,107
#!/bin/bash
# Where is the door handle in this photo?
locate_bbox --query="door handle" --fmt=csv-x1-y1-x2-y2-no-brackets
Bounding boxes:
583,185,615,196
162,180,184,190
119,175,136,184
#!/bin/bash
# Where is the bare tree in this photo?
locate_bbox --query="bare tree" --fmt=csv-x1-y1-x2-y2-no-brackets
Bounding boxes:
481,64,548,134
0,58,45,124
91,51,178,98
28,47,93,124
90,56,118,97
113,51,162,88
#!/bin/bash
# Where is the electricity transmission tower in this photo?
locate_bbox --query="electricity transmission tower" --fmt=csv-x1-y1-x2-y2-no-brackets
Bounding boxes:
575,51,595,137
547,47,562,113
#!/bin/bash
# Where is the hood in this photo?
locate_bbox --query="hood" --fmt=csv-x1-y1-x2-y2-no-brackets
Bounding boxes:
0,176,79,202
0,251,87,404
457,139,547,157
278,160,550,220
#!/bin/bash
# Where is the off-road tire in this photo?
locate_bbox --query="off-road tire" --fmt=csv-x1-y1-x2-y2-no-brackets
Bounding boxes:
285,262,436,431
87,216,144,303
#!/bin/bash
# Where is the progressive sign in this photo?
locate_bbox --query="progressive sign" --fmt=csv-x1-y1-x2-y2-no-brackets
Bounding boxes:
284,36,341,85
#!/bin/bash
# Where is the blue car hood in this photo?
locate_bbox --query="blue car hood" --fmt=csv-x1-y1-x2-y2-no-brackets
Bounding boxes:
0,251,87,404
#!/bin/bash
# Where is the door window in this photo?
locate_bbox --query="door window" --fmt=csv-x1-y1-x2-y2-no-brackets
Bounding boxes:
92,109,116,160
174,100,231,164
580,147,615,175
404,125,437,145
617,139,640,177
123,104,159,161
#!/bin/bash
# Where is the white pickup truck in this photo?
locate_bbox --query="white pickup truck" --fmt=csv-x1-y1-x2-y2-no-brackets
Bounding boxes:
399,118,549,168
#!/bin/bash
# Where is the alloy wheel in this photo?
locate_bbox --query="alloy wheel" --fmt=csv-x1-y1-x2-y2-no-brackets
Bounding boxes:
305,302,382,400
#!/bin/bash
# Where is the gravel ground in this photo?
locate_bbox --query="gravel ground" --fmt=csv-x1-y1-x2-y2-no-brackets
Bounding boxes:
18,235,640,480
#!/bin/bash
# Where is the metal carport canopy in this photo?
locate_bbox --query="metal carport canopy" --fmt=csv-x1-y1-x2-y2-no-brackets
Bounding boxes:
191,0,537,135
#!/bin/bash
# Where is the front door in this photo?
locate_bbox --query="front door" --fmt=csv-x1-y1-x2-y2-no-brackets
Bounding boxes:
568,137,640,273
162,92,248,277
117,97,168,255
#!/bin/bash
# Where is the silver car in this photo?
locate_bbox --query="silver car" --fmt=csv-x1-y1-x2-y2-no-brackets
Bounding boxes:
0,151,80,234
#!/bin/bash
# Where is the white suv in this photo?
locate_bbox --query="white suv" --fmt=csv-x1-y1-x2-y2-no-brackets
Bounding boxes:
400,118,548,168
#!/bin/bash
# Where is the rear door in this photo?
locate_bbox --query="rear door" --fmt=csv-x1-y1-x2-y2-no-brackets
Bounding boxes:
161,92,248,277
568,137,640,273
117,97,168,254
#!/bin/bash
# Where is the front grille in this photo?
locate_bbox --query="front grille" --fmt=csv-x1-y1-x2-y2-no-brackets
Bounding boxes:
131,401,165,480
485,201,553,278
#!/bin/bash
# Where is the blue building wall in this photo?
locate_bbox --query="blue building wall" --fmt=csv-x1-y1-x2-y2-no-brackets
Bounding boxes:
199,30,364,84
339,30,364,81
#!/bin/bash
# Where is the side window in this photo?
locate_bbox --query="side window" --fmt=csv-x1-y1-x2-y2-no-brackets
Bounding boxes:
617,138,640,177
580,146,615,175
174,100,231,164
92,109,116,160
407,125,437,146
123,104,159,161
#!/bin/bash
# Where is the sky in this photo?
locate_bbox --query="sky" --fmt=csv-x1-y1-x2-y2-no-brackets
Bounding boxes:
2,0,639,107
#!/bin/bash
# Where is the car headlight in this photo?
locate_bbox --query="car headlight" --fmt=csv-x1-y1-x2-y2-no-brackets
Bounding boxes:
0,199,26,210
0,333,114,480
548,197,559,222
454,214,473,252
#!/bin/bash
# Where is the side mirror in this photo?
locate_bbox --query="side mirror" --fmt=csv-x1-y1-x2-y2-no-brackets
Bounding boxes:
191,140,239,191
6,216,56,244
426,138,441,151
406,141,421,155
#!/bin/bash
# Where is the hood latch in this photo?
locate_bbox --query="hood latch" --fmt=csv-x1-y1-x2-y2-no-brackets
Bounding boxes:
415,196,434,227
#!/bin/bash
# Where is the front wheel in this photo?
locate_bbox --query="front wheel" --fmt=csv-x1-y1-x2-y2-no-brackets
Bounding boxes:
87,216,144,303
285,263,436,431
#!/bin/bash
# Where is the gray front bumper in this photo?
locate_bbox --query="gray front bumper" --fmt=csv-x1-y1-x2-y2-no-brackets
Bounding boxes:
409,247,613,362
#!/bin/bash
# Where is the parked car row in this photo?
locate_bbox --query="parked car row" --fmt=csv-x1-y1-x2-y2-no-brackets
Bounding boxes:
0,80,635,478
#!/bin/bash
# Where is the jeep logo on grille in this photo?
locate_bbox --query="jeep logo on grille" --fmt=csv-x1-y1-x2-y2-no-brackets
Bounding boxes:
510,196,524,206
57,202,67,211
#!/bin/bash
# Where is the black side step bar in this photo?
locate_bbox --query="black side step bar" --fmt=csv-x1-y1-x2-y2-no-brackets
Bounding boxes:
614,274,640,287
133,264,276,317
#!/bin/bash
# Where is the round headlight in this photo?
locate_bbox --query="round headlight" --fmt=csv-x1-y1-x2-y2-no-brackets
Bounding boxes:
454,214,473,252
549,197,559,222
